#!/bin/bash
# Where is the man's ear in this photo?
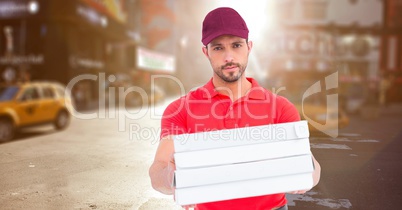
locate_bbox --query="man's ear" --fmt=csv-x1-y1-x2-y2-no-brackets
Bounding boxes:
202,46,209,58
247,41,253,52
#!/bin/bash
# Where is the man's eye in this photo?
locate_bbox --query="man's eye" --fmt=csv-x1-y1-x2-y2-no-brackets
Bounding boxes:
213,47,222,51
233,44,241,48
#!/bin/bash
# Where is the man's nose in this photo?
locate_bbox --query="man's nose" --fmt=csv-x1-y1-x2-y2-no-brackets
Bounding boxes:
224,50,234,63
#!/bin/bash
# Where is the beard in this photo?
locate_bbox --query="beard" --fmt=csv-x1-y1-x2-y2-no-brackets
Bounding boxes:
213,62,246,83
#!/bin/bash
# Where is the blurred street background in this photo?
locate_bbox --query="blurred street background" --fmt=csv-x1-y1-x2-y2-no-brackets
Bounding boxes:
1,0,402,209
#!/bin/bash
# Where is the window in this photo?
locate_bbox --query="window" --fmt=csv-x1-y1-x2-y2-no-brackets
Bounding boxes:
0,86,19,101
42,87,55,98
301,0,329,20
21,87,40,101
55,86,65,97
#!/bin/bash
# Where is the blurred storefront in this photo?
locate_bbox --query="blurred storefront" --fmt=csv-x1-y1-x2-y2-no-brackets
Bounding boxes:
0,0,134,109
381,0,402,103
261,0,385,111
0,0,47,83
136,46,176,92
132,0,178,97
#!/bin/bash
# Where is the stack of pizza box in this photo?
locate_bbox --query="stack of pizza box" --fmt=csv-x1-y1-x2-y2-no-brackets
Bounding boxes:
173,120,314,206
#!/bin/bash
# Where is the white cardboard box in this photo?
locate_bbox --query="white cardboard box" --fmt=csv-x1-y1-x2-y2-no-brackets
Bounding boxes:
175,173,313,206
174,138,311,169
173,121,309,153
175,154,314,188
172,121,313,206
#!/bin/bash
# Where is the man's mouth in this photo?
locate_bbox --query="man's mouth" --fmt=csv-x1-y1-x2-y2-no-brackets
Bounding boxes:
222,63,239,70
224,66,237,70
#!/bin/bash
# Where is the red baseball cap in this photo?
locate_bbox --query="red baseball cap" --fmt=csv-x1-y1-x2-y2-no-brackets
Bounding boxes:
202,7,249,46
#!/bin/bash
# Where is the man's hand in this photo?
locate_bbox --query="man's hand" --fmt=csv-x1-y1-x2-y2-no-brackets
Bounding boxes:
149,136,176,195
182,204,195,210
287,155,320,195
288,190,308,194
165,155,176,189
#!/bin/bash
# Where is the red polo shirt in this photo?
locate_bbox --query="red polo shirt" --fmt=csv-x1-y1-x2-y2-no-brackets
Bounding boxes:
161,78,300,210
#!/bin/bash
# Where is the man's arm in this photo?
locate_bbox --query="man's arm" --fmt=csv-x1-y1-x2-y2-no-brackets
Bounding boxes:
150,97,187,195
290,154,321,194
312,154,321,187
149,135,176,195
275,96,321,193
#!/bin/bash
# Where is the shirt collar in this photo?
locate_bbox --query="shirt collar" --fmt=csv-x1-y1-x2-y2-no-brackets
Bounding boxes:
247,78,266,100
201,77,266,100
201,78,219,99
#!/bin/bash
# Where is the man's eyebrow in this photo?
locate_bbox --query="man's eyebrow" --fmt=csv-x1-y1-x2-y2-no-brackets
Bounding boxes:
209,43,222,47
209,40,245,47
232,41,245,45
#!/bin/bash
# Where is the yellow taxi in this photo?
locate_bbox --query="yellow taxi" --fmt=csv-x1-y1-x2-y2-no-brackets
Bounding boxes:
0,82,73,141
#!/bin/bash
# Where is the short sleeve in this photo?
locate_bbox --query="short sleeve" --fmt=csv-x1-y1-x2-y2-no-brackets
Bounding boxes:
160,97,188,139
274,95,301,123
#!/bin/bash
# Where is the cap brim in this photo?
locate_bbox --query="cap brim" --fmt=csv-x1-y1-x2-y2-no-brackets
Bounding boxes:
202,29,248,46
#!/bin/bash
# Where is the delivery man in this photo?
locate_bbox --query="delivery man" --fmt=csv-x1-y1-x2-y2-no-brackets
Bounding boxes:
149,7,321,210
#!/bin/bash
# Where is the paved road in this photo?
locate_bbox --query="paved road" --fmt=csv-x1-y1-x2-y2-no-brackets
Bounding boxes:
0,104,180,210
1,102,401,210
288,104,402,210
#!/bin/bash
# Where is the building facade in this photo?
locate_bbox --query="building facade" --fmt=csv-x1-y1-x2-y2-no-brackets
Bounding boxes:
257,0,386,109
382,0,402,103
0,0,133,106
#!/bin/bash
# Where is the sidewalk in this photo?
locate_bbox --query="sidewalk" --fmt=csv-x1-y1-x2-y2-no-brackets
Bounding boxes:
378,103,402,115
353,102,402,120
340,102,402,141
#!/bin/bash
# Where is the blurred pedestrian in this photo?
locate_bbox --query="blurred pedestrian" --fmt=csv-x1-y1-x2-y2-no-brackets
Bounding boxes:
149,7,321,210
73,84,85,110
379,73,391,106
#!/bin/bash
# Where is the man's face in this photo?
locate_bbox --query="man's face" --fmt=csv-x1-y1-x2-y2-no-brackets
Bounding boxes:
203,35,252,83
